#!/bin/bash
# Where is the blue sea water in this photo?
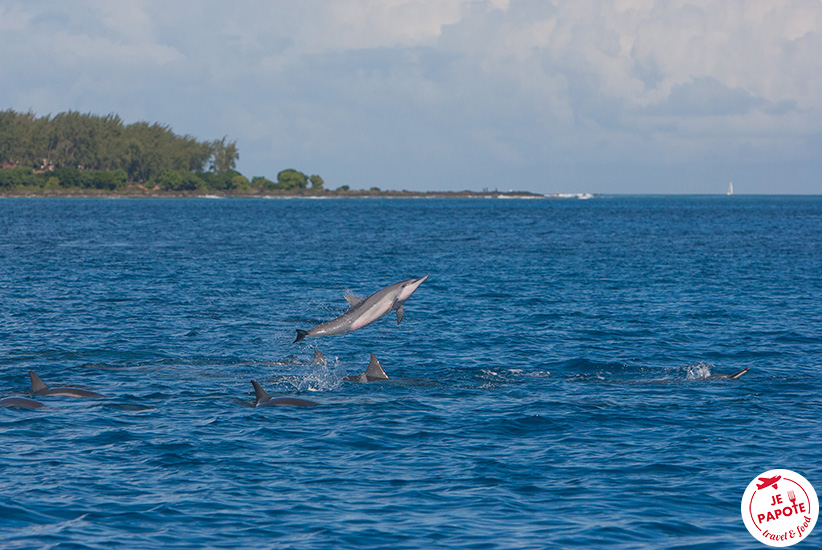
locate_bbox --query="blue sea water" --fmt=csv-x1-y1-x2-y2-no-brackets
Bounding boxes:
1,196,820,549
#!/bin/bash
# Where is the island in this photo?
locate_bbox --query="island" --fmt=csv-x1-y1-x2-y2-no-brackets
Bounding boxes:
1,109,547,199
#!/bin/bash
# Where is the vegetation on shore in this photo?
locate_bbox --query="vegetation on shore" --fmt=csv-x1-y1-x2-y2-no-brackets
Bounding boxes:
0,109,327,195
1,109,541,198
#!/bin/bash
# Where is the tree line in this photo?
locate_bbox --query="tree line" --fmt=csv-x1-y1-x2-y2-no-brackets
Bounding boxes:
0,109,325,193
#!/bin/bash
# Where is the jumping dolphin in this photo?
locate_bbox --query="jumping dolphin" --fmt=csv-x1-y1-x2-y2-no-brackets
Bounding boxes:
29,371,107,398
706,367,749,380
345,354,390,383
250,380,320,407
294,275,429,343
0,396,47,409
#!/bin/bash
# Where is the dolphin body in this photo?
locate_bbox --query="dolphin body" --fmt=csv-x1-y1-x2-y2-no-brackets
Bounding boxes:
345,354,390,383
294,275,429,343
29,371,107,398
312,349,328,366
706,367,750,380
250,380,320,407
0,396,47,409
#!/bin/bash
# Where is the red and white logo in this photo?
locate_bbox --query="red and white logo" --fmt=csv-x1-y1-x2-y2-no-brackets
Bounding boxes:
742,469,818,547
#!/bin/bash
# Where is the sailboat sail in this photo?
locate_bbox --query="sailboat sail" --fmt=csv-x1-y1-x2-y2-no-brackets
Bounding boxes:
727,181,734,195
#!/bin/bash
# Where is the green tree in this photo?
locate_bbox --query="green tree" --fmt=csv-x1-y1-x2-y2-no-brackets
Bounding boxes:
252,176,276,190
309,174,324,190
0,109,243,189
0,166,36,188
210,137,239,174
0,110,36,165
230,173,251,190
277,169,308,190
93,114,126,171
156,170,204,191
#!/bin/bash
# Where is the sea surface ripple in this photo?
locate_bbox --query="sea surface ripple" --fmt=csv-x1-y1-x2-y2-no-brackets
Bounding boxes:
1,196,820,549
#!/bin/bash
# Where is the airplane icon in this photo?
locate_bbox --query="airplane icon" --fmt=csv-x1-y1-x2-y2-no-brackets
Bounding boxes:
757,475,781,490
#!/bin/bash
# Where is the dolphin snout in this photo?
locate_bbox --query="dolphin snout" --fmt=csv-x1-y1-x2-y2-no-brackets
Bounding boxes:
408,274,429,292
398,274,428,301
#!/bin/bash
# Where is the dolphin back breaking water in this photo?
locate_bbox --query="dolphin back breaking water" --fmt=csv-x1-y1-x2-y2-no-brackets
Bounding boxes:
29,371,107,398
345,354,390,383
0,396,47,409
250,380,320,407
707,367,750,380
294,275,428,342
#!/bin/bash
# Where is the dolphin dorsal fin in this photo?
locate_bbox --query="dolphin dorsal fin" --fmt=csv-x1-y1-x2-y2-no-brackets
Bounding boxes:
251,380,271,406
29,371,49,394
312,349,327,366
344,295,365,309
365,354,389,380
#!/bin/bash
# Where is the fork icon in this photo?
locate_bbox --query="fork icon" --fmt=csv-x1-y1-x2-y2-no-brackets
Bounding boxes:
788,490,797,506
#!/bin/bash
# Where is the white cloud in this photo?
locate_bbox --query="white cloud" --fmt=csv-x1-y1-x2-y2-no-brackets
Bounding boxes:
0,5,32,31
1,0,821,192
92,0,154,42
53,30,183,67
317,0,465,50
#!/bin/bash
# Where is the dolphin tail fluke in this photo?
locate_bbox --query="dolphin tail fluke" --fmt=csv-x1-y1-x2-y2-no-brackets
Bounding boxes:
29,371,49,394
365,354,390,380
294,329,308,343
727,367,750,379
251,380,271,407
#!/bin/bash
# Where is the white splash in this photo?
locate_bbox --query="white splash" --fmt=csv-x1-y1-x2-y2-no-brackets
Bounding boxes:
685,361,714,380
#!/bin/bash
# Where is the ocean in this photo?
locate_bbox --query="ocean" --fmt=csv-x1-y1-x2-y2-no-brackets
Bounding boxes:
1,196,820,549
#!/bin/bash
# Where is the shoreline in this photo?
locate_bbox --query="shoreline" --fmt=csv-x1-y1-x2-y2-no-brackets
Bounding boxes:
0,185,548,200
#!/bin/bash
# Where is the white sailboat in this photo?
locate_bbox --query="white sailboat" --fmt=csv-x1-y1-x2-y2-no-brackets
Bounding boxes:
727,181,734,196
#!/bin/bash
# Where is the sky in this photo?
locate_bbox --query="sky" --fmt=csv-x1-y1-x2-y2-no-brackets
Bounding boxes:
1,0,820,194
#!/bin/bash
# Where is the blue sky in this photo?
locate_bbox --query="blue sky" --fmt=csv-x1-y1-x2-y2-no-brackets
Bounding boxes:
1,0,820,194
